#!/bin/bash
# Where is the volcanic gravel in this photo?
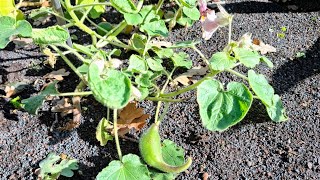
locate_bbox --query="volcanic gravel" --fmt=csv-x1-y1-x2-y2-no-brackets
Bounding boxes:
0,0,319,179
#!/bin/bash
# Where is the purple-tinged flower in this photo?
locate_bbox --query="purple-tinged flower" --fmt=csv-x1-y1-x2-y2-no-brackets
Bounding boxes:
199,2,232,40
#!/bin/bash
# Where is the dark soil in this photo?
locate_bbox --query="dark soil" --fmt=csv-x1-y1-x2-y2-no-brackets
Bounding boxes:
1,0,320,179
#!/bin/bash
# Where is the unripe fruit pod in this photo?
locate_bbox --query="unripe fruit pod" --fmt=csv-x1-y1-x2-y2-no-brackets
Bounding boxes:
139,122,192,173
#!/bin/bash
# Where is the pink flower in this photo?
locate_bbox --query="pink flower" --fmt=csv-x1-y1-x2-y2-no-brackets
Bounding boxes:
199,2,231,40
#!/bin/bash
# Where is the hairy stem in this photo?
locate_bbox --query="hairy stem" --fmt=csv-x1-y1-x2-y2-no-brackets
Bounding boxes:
192,46,210,65
52,91,93,96
113,109,123,161
70,2,112,10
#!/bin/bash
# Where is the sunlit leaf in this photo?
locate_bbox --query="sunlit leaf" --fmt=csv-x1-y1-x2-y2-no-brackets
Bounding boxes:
210,52,236,70
96,154,151,180
32,26,69,45
197,80,253,131
96,117,114,146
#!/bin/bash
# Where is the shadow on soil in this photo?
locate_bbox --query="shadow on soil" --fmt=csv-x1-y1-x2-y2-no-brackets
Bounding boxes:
272,37,320,94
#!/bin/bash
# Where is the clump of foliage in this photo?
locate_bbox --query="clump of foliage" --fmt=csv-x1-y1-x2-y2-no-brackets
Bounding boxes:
37,153,78,180
1,0,288,179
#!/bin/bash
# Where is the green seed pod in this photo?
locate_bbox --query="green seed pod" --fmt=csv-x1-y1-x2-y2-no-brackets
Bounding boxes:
139,122,192,173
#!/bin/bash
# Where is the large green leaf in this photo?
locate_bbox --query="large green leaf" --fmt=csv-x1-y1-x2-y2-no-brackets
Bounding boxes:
248,70,288,122
197,80,253,131
233,48,261,68
124,13,143,25
21,81,58,115
146,57,163,71
210,52,236,70
0,16,32,49
32,26,69,45
140,20,168,37
247,70,274,106
88,60,132,109
110,0,137,14
96,154,151,180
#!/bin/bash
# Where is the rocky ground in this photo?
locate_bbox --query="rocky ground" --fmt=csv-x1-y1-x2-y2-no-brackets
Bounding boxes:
0,0,319,179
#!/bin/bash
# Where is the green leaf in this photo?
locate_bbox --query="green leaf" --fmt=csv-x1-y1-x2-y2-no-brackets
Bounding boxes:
266,94,288,122
96,117,113,146
110,0,137,14
152,48,174,59
177,15,194,27
233,48,261,68
97,22,113,36
260,56,274,68
129,33,148,54
248,70,287,122
137,87,149,100
88,60,132,109
161,140,185,166
197,80,253,131
182,6,200,20
135,71,153,87
76,0,106,19
77,64,89,74
210,52,236,70
171,52,192,69
39,153,78,179
0,16,32,49
169,40,199,48
178,0,197,8
29,7,52,20
247,70,274,106
140,20,168,37
146,57,163,71
21,81,58,115
96,154,151,180
124,13,143,25
32,26,69,45
139,5,159,24
150,169,176,180
128,54,147,73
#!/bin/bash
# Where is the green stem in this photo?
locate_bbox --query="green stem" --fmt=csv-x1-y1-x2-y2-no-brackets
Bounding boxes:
155,0,165,12
70,2,112,10
154,101,162,123
113,109,123,161
228,16,233,44
160,71,219,98
52,91,92,96
226,69,249,81
96,21,129,48
146,97,187,102
59,44,89,62
192,46,210,65
143,36,151,57
50,45,84,80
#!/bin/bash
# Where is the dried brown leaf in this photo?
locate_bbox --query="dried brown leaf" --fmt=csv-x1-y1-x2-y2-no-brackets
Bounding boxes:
171,66,209,86
116,102,149,136
150,40,172,48
51,98,73,117
44,69,70,81
4,82,28,98
252,38,276,55
43,48,57,68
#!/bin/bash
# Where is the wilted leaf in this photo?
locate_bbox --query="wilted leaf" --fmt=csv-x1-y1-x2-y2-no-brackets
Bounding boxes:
252,38,276,55
43,48,57,68
117,102,149,135
44,69,70,81
32,26,69,45
22,81,58,115
51,98,73,117
96,117,114,146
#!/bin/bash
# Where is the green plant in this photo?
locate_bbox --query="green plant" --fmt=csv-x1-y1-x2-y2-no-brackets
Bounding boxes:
37,153,78,180
0,0,288,179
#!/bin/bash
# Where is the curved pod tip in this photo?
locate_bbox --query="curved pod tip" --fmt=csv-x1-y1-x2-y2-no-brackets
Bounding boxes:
139,122,193,174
